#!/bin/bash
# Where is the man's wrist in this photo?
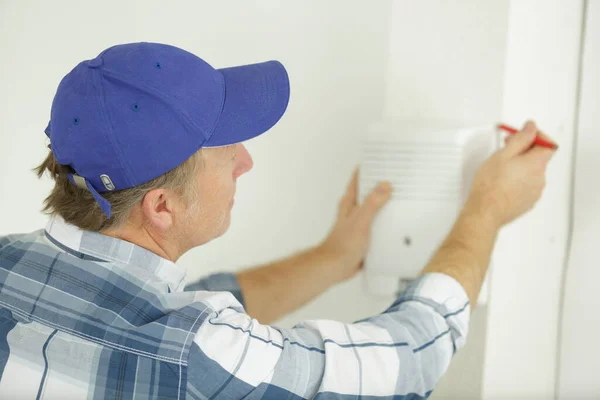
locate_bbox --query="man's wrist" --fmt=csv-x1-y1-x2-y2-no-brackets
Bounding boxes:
312,243,349,285
461,197,503,234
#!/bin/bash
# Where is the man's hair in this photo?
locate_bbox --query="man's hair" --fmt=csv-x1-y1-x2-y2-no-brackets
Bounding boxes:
35,147,202,232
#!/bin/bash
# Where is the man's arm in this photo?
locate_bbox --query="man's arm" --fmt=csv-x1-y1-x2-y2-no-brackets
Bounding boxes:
236,168,392,324
187,204,490,398
419,206,497,307
420,121,555,306
193,121,555,325
187,121,556,398
235,246,346,324
189,271,469,399
184,249,351,323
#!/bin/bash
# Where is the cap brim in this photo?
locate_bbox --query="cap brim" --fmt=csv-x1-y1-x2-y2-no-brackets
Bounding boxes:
204,61,290,148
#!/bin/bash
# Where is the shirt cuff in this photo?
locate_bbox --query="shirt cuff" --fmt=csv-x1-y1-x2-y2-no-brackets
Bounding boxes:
388,272,471,349
396,273,470,312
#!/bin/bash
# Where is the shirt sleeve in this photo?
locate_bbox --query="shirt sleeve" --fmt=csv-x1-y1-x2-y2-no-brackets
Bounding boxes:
184,272,246,308
186,272,470,399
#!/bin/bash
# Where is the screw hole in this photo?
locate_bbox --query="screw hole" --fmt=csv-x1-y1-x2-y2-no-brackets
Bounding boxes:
404,237,412,246
132,103,140,111
73,117,79,125
155,62,161,69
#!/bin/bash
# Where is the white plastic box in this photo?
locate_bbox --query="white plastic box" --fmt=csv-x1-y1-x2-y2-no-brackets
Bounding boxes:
359,120,500,305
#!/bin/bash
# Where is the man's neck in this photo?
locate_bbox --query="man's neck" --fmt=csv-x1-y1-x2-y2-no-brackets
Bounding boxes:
101,223,180,262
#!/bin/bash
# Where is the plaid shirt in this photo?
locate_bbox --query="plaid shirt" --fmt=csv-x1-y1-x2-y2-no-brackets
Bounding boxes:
0,216,470,399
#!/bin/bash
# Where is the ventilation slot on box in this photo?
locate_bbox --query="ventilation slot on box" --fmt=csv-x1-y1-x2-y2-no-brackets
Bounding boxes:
360,140,462,200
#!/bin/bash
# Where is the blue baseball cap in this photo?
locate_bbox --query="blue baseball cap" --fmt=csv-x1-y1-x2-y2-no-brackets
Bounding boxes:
44,42,290,218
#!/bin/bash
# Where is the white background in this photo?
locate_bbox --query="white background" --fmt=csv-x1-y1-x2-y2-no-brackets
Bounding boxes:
557,1,600,398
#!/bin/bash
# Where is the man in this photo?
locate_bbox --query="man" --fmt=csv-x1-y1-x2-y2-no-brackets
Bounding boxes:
0,42,555,399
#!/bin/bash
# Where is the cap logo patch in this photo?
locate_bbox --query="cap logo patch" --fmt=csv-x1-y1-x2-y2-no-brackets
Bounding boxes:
100,174,115,191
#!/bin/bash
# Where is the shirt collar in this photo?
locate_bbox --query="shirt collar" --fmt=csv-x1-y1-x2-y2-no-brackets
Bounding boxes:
44,216,187,292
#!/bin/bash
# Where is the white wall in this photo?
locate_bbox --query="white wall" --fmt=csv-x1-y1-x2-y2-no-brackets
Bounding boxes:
482,1,585,399
557,1,600,398
382,2,510,399
383,0,509,123
0,0,394,326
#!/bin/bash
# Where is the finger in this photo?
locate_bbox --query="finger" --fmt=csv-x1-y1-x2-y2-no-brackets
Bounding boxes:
501,121,537,158
520,120,534,131
523,145,556,167
535,129,559,149
357,181,392,225
338,168,359,216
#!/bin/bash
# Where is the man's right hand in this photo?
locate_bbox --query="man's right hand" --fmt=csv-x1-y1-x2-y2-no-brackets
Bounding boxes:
420,120,557,307
465,121,557,229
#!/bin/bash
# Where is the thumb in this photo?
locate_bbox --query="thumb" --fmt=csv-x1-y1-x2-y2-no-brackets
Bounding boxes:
358,182,392,224
502,121,537,158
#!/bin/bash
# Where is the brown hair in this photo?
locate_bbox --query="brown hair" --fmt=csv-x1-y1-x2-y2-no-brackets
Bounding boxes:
35,147,202,232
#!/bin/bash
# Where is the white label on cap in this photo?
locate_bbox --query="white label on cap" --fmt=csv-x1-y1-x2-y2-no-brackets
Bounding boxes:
100,174,115,191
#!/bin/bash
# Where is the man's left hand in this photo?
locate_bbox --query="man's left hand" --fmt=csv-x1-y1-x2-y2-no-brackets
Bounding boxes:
317,169,392,283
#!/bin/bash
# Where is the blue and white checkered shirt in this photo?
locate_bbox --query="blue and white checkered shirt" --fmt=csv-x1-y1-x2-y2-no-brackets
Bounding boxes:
0,216,470,399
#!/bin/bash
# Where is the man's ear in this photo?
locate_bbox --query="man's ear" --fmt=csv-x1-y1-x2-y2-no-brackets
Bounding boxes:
141,188,175,230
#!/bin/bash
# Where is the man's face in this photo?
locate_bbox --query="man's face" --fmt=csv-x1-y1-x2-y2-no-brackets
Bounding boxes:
179,143,253,248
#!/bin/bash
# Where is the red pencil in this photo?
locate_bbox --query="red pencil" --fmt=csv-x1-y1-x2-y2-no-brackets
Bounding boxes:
497,124,558,150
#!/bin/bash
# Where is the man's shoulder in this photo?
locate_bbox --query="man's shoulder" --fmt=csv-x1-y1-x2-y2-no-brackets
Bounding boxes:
0,229,45,246
0,232,240,363
0,229,54,266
